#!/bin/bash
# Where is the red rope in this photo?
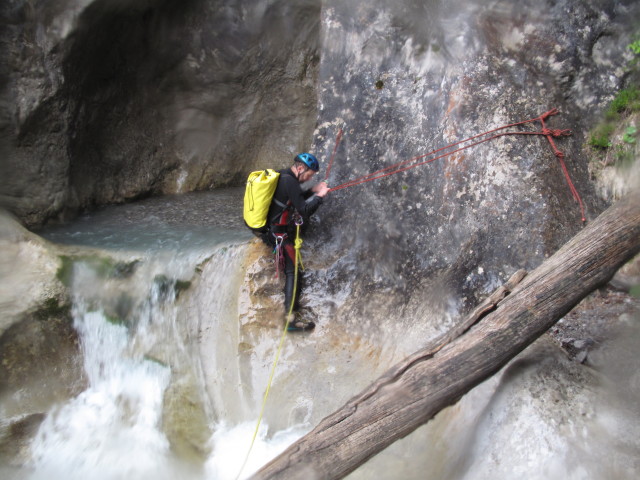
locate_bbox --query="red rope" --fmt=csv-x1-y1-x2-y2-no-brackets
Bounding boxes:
538,113,586,222
327,109,585,222
329,111,545,190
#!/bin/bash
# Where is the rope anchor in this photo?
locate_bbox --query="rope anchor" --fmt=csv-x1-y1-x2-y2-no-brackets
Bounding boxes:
326,109,585,223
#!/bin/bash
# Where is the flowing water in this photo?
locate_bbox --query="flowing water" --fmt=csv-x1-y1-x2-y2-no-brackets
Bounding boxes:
28,189,298,479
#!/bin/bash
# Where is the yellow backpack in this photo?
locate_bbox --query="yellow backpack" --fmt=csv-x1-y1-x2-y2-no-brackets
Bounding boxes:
243,169,281,231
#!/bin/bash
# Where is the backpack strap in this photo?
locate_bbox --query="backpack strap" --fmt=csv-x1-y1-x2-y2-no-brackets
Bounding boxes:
273,198,287,209
270,198,291,226
269,169,298,227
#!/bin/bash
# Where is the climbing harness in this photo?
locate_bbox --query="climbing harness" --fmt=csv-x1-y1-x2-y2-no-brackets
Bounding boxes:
236,219,305,480
327,109,585,222
273,234,286,279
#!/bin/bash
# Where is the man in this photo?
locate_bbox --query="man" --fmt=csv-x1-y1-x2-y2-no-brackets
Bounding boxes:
260,153,329,331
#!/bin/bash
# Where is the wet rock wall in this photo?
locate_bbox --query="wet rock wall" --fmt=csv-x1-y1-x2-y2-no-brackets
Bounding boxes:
303,0,639,332
1,0,321,226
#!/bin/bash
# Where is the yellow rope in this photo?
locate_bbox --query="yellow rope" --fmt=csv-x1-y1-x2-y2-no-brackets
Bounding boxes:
294,234,304,272
236,224,303,480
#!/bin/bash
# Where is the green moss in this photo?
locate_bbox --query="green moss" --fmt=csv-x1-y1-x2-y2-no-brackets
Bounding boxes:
143,354,168,368
588,85,640,151
56,256,74,286
612,143,635,166
56,255,139,286
112,260,140,278
91,257,119,278
34,297,72,321
588,122,615,149
175,280,192,294
104,314,127,327
623,125,637,144
153,275,192,300
195,256,212,274
606,87,640,119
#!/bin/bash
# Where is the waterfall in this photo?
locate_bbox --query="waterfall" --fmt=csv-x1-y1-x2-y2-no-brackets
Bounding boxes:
29,306,173,479
26,190,313,479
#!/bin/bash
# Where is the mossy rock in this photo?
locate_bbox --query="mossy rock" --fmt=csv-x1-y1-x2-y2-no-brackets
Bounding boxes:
56,255,140,287
0,296,86,433
154,274,192,300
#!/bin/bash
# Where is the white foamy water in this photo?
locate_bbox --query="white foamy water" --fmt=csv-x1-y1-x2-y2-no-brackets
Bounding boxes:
206,421,309,480
27,301,302,480
29,309,173,480
27,295,307,479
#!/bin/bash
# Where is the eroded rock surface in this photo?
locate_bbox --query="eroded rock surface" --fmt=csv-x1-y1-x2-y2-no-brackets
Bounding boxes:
0,211,84,466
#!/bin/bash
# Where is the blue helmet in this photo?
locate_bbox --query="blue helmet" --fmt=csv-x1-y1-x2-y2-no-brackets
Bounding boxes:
295,153,319,172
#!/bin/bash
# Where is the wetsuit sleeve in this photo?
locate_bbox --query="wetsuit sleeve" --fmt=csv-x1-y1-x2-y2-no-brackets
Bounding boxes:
282,174,323,217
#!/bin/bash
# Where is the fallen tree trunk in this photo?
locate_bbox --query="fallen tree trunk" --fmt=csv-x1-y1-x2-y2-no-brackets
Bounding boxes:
251,190,640,480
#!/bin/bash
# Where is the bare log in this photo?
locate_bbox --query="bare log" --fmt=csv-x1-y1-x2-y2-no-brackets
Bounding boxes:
251,191,640,480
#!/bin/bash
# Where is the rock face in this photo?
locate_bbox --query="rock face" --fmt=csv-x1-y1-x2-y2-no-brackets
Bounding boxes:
299,0,640,335
2,0,635,232
1,0,320,226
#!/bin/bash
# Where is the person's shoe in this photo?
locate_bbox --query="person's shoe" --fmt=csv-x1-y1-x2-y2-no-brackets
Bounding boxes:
285,313,315,332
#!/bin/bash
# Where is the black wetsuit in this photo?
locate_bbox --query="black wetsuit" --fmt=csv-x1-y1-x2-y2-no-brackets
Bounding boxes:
260,168,323,311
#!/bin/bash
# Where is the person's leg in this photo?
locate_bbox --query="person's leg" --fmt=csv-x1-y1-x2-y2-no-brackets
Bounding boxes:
283,240,298,313
282,239,314,331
